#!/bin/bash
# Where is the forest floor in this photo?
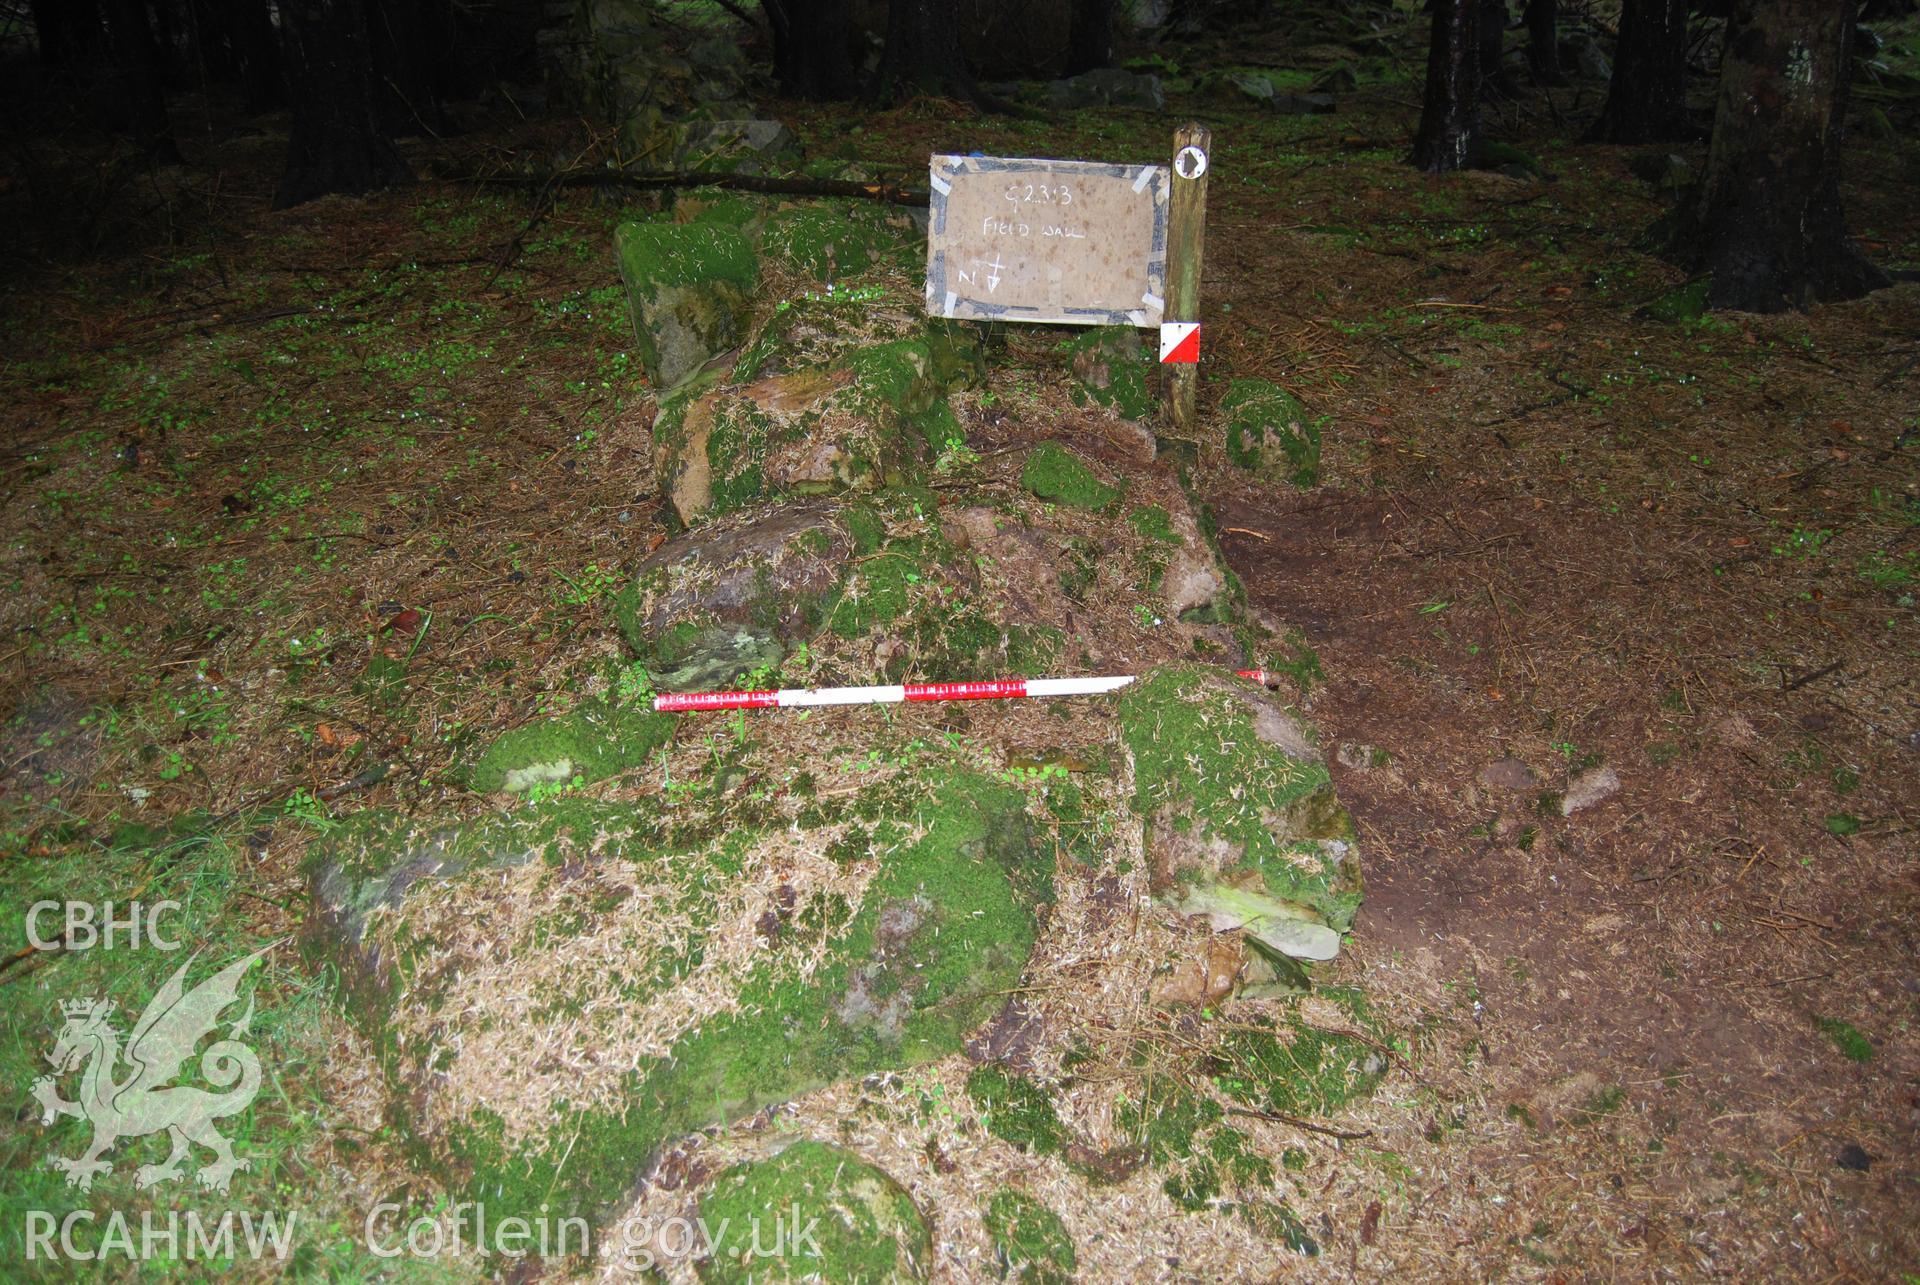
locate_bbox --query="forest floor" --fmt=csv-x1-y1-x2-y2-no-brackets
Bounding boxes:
2,11,1917,1283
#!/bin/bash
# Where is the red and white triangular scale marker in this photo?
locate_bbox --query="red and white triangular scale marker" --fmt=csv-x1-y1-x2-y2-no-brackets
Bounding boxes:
1159,321,1201,364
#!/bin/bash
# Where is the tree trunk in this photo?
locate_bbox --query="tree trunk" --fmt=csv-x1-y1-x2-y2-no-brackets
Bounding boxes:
101,0,182,161
1065,0,1116,75
874,0,1006,111
190,0,239,83
1524,0,1560,84
763,0,856,100
220,0,283,112
368,0,455,135
1411,0,1482,172
1666,0,1887,312
30,0,107,72
1479,0,1512,95
1588,0,1690,142
274,0,412,209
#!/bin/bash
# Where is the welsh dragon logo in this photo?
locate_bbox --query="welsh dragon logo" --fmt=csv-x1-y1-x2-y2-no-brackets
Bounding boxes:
31,943,277,1194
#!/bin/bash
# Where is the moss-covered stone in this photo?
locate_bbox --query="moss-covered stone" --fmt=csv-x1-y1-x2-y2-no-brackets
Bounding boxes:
1221,379,1321,489
1061,326,1155,420
924,318,989,390
306,770,1048,1228
760,202,913,280
733,291,905,382
670,118,799,175
614,220,759,388
673,192,775,229
1126,504,1180,544
612,500,854,689
1021,442,1123,511
654,340,943,526
982,1188,1075,1283
697,1141,929,1283
463,699,677,793
1117,665,1361,931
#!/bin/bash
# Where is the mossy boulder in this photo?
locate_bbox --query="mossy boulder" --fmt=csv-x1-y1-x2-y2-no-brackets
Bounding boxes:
1117,665,1361,932
1221,379,1322,489
760,202,915,281
464,698,676,793
655,339,946,525
304,769,1048,1226
697,1141,930,1282
1062,326,1155,421
614,220,759,388
671,118,799,174
612,500,855,690
672,191,778,228
1021,442,1124,511
982,1188,1075,1283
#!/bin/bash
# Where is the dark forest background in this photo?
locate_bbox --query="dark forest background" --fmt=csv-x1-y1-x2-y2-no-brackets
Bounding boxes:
4,0,1917,313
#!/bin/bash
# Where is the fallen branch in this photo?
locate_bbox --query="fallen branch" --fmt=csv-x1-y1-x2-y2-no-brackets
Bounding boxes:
456,168,930,208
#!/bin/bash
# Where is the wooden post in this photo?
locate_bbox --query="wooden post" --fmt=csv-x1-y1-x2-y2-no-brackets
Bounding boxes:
1166,122,1210,435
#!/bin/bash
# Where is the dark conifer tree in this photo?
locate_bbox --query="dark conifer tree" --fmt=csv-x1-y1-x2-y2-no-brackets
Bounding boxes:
1588,0,1691,142
763,0,856,100
1664,0,1888,311
102,0,182,161
29,0,107,74
873,0,1010,111
1412,0,1483,172
1524,0,1560,84
274,0,412,209
1065,0,1117,75
1480,0,1514,95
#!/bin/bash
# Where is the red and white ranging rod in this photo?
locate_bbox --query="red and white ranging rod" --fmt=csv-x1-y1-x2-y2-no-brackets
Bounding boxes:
653,670,1277,713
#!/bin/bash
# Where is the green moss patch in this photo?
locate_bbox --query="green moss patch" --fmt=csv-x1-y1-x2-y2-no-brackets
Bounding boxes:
1060,326,1155,420
1127,504,1181,543
614,220,759,388
1118,665,1361,930
982,1188,1075,1283
760,202,913,280
697,1141,929,1283
1221,379,1321,490
1022,442,1123,511
308,770,1049,1228
1815,1016,1875,1063
1641,276,1710,323
463,698,676,793
967,1064,1067,1156
1211,1014,1387,1118
654,340,943,526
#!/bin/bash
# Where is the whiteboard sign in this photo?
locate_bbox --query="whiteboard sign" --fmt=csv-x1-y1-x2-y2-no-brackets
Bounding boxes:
925,154,1169,328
